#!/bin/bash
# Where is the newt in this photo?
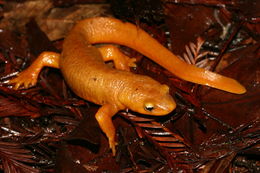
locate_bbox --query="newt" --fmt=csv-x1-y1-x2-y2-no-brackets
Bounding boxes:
7,17,246,155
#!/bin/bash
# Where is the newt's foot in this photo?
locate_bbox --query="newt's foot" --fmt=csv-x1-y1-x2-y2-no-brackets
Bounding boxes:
127,57,137,68
7,69,38,90
116,56,137,71
109,138,117,156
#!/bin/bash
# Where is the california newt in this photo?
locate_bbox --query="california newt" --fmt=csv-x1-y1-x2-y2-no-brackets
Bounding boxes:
7,17,246,155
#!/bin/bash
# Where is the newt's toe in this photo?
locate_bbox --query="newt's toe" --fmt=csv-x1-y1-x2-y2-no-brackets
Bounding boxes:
128,58,137,68
7,71,38,90
109,139,117,156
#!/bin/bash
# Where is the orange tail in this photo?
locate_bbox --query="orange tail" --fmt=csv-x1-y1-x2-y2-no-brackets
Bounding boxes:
74,17,246,94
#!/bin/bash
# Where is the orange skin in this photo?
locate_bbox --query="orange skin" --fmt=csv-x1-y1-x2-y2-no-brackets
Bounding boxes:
8,17,246,155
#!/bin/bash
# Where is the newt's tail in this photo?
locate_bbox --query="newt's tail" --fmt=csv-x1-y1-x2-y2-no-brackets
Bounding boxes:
75,17,246,94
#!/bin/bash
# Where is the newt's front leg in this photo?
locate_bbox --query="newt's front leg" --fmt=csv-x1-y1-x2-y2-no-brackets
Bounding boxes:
95,104,120,156
8,51,60,89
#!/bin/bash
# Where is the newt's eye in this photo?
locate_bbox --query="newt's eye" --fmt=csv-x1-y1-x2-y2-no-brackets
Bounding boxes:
144,103,154,112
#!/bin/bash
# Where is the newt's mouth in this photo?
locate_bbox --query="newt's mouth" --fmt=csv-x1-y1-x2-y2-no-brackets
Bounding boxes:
156,101,176,115
160,101,176,113
145,99,176,116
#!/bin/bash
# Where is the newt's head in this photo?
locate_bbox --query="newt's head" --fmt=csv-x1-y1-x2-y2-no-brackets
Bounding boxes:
119,79,176,116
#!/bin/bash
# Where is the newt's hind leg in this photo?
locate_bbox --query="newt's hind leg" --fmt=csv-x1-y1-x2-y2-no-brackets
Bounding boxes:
98,45,136,71
8,51,60,89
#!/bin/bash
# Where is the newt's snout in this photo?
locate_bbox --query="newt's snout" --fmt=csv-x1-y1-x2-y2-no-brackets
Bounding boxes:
153,94,176,115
